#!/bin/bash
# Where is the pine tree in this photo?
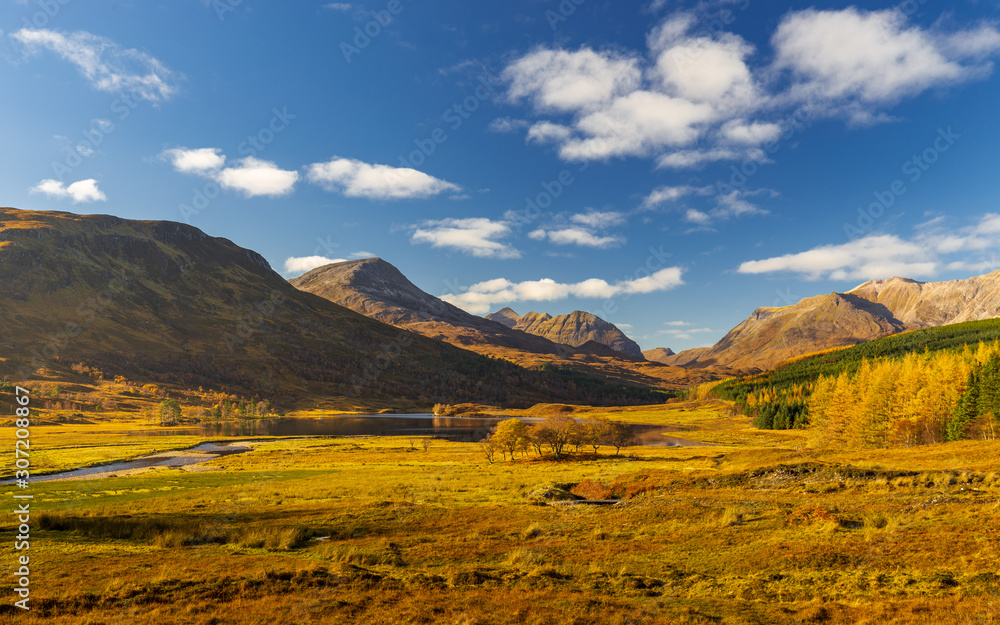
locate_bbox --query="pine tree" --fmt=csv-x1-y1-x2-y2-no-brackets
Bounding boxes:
948,369,980,442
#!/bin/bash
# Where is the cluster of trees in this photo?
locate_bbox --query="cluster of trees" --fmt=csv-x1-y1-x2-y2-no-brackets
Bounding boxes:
479,415,635,462
208,396,273,419
949,353,1000,441
739,384,811,430
751,399,808,430
807,343,1000,447
710,318,1000,447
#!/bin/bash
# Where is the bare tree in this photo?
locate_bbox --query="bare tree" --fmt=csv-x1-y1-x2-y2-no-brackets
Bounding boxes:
479,438,497,463
604,421,635,456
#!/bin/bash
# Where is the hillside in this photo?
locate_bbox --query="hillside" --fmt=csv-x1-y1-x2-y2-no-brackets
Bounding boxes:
291,258,727,390
0,208,666,409
714,317,1000,406
289,258,568,356
642,347,675,364
667,271,1000,371
848,272,1000,327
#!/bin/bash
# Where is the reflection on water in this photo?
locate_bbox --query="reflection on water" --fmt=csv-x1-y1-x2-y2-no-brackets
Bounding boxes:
134,414,707,447
9,415,707,483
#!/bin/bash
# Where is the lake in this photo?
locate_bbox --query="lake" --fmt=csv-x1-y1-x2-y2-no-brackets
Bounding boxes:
11,414,707,483
140,413,707,446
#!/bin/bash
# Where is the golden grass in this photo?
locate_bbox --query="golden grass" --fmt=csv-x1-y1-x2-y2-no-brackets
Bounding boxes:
4,401,1000,624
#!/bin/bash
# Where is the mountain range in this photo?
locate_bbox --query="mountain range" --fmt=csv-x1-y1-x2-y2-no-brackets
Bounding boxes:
6,206,1000,404
289,258,724,390
647,273,1000,370
0,208,666,409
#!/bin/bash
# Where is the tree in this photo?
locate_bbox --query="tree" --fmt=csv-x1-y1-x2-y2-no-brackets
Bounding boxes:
604,421,635,456
585,417,612,454
568,421,588,452
159,400,182,426
527,425,545,456
490,419,531,460
948,369,980,441
478,438,497,464
535,415,576,458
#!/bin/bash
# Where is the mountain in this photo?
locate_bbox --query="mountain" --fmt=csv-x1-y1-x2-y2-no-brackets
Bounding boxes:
485,307,519,329
668,271,1000,371
0,208,665,409
508,310,644,358
847,272,1000,328
291,258,729,389
289,258,577,356
642,347,675,364
485,307,641,358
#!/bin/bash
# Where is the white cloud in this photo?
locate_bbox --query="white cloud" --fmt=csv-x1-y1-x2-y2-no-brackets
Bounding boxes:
529,227,624,248
161,147,225,173
943,24,1000,59
500,8,1000,164
527,210,627,248
658,326,713,341
560,89,715,160
655,148,753,169
739,215,1000,281
503,47,642,113
570,210,626,228
664,320,693,327
641,184,766,228
307,157,460,200
487,117,529,133
694,190,766,224
773,8,1000,116
649,24,762,111
30,178,106,203
719,120,782,145
12,28,178,102
284,255,347,276
161,147,298,198
441,267,685,314
526,121,573,144
738,234,936,281
641,185,700,208
411,218,520,259
218,157,299,197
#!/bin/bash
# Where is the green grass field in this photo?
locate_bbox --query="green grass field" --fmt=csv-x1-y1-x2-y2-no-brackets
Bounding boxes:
2,400,999,624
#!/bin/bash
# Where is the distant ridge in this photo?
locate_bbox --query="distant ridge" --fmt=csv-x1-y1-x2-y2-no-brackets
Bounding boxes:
665,271,1000,371
502,309,644,359
291,258,729,389
642,347,675,364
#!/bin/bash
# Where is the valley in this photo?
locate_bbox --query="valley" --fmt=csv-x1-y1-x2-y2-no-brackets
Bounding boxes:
3,207,1000,624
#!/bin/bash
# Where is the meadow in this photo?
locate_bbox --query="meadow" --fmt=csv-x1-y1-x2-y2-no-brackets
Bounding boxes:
2,399,999,624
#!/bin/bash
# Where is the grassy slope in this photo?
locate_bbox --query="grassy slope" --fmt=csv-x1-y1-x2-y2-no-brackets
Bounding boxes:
5,401,1000,624
715,317,1000,401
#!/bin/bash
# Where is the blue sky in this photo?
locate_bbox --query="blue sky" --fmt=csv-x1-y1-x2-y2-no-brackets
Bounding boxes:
4,0,1000,353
